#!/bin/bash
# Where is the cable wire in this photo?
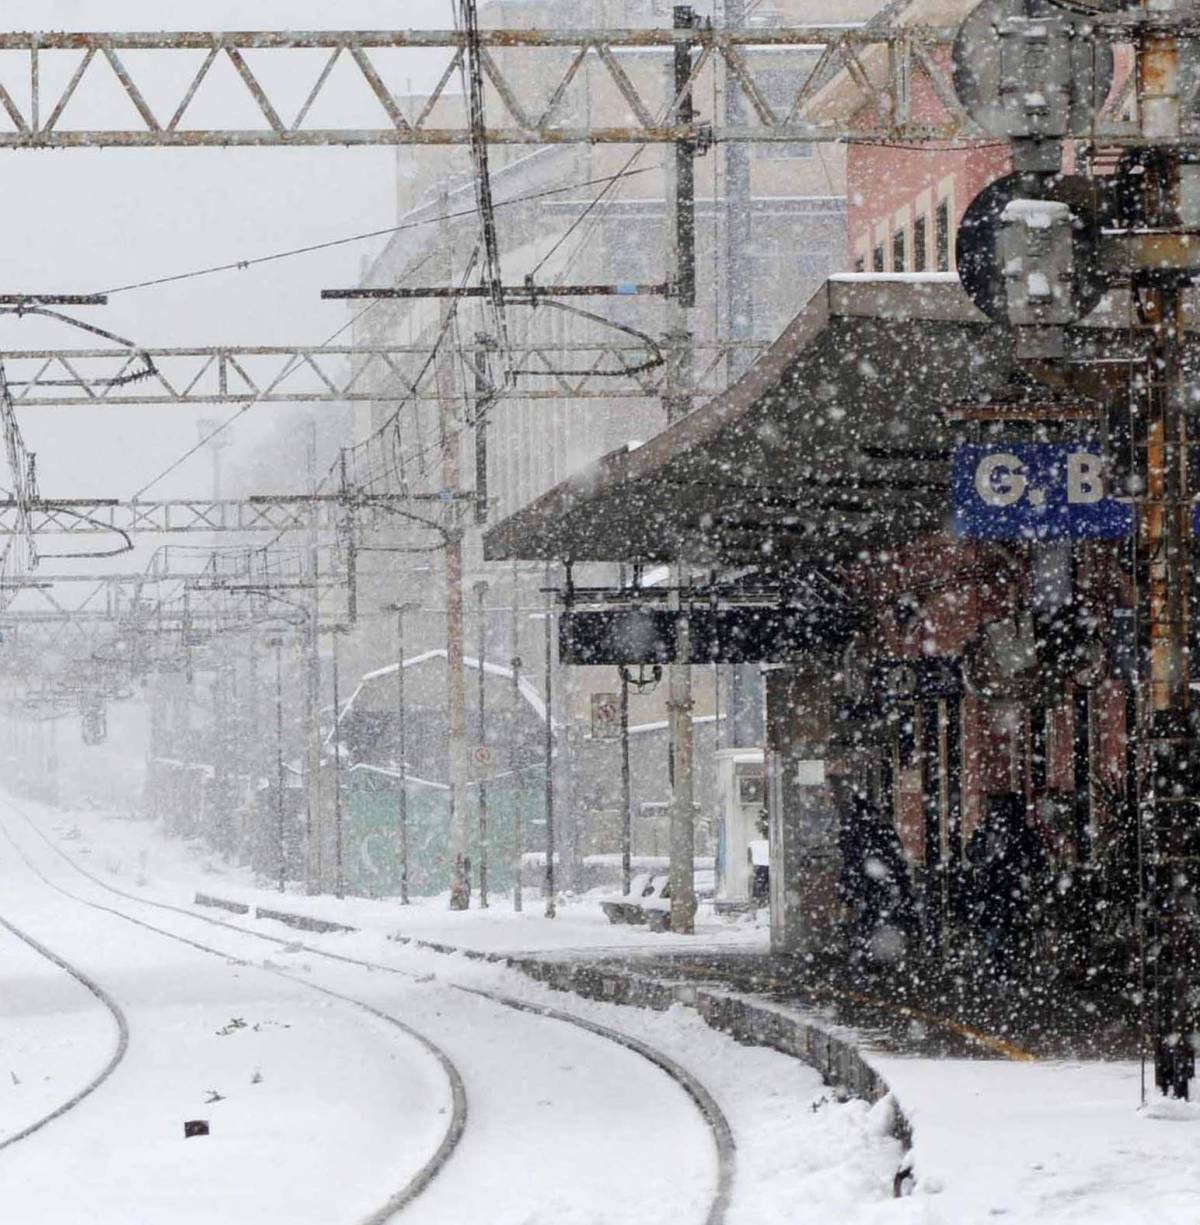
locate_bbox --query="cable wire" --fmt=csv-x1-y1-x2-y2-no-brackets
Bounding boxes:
94,169,654,299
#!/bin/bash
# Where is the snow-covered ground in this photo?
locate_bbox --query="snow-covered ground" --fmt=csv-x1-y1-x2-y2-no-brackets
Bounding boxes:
0,794,906,1224
6,796,1200,1224
33,799,767,957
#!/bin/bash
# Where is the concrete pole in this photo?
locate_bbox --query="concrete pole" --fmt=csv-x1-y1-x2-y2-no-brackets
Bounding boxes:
439,204,471,911
382,601,416,905
211,657,232,857
304,420,323,894
272,637,286,891
664,4,697,935
475,578,490,908
722,0,763,750
620,666,632,896
331,626,346,900
510,561,524,911
398,607,410,905
145,670,168,821
1133,8,1198,1099
543,565,557,919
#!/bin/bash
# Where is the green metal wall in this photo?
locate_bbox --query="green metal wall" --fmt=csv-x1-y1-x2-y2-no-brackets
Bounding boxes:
344,770,544,898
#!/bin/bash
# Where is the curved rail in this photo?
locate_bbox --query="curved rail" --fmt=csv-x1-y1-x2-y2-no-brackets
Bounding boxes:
4,797,738,1223
3,799,1034,1062
0,811,467,1225
454,984,736,1225
0,912,130,1153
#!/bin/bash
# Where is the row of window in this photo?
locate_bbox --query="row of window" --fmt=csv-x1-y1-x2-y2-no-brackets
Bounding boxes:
856,199,952,275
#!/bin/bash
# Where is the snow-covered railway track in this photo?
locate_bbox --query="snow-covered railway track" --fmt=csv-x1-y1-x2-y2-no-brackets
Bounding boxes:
4,798,735,1224
455,984,735,1225
0,810,468,1225
0,912,129,1153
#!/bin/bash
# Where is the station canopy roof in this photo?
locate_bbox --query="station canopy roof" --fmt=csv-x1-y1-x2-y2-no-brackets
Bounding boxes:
482,274,1133,567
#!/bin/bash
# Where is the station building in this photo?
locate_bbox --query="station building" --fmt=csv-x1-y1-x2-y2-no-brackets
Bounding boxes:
482,274,1140,970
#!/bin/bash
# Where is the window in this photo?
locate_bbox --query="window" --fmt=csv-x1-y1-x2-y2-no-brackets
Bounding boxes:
873,243,885,273
854,256,866,273
913,214,928,273
892,228,906,272
935,198,951,272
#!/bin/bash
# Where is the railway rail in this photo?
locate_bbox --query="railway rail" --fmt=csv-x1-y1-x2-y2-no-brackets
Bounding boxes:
0,796,735,1224
0,811,468,1225
0,913,129,1153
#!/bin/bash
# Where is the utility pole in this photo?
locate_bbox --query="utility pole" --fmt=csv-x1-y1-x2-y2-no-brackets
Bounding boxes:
1131,11,1199,1101
329,623,348,900
475,578,490,908
269,635,286,892
543,564,556,919
211,655,234,857
723,0,753,382
723,0,763,751
439,204,471,912
510,561,523,911
620,665,632,897
304,419,323,894
473,334,494,526
383,601,418,905
665,4,698,936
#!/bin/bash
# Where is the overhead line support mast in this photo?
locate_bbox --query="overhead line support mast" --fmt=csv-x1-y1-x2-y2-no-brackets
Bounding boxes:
952,0,1200,1097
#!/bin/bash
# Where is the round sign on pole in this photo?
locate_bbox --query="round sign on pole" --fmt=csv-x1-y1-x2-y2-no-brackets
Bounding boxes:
472,744,494,767
952,0,1113,140
590,692,620,739
957,172,1107,325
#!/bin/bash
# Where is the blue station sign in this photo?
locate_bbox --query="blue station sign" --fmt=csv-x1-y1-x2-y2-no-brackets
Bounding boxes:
952,444,1134,541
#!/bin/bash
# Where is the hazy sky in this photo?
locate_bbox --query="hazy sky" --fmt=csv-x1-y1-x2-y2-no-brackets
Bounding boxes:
0,1,455,506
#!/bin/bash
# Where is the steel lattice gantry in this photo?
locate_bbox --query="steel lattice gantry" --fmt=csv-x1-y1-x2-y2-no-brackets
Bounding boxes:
0,26,983,147
0,494,456,536
0,342,765,406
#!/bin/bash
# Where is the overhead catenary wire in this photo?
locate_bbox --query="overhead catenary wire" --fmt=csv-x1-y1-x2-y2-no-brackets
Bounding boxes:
527,148,648,285
93,169,655,299
129,257,434,501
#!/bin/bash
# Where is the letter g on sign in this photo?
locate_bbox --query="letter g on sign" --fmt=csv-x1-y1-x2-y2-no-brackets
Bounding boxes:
975,452,1027,507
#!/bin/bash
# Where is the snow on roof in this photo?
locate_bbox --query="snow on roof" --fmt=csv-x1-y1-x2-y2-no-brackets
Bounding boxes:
348,763,450,792
627,713,722,737
345,649,551,727
828,271,962,284
1001,198,1071,229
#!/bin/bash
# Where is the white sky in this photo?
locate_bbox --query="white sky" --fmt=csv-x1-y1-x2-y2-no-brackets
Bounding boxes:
0,1,455,502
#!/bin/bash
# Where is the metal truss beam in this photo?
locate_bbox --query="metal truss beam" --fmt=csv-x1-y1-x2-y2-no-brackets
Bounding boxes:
0,26,982,147
0,493,455,536
0,341,765,406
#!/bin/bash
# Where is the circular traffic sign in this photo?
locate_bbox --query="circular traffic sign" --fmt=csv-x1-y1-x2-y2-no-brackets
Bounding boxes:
952,0,1113,139
957,171,1107,325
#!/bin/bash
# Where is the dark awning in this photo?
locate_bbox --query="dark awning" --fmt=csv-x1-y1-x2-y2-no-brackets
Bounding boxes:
482,275,1133,565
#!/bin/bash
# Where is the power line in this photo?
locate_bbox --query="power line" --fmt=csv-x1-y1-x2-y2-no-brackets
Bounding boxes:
131,298,379,500
131,239,447,501
95,168,655,298
530,148,648,284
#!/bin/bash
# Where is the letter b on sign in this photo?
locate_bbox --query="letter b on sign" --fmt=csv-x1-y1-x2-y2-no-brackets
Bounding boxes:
1066,451,1104,504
